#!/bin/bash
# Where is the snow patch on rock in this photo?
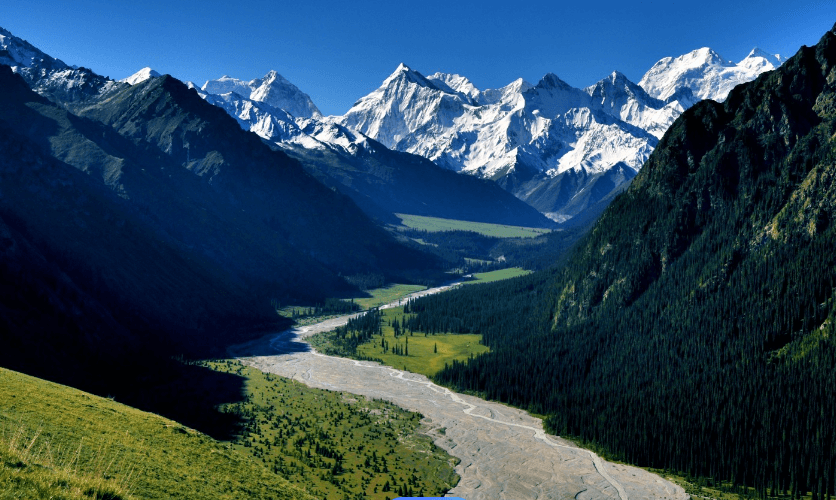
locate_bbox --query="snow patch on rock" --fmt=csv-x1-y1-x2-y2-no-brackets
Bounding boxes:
120,67,161,85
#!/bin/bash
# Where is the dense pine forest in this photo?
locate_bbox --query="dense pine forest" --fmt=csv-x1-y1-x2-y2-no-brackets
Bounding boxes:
409,24,836,498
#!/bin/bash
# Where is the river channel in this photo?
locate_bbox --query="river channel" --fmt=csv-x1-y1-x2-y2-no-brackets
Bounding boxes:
231,284,687,500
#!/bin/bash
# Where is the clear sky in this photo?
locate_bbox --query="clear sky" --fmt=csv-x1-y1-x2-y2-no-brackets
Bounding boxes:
3,1,835,116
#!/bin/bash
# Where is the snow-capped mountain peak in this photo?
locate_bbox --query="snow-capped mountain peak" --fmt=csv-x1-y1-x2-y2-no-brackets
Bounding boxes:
536,72,573,90
382,63,440,91
505,77,533,93
201,75,251,97
201,71,321,119
587,71,657,107
249,71,321,118
120,67,161,85
197,70,366,158
639,46,780,102
524,73,590,116
692,47,730,66
426,72,481,102
479,78,532,105
607,70,628,82
739,47,785,72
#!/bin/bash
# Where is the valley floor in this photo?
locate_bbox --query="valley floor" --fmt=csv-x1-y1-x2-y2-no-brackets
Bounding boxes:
231,287,688,500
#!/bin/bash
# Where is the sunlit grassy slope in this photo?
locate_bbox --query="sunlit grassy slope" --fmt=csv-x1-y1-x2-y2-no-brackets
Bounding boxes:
0,367,313,500
349,283,427,309
0,363,460,500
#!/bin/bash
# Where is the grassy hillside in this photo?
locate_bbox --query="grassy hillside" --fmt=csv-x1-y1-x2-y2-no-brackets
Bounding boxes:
348,284,427,310
0,367,313,500
464,267,532,284
0,362,461,500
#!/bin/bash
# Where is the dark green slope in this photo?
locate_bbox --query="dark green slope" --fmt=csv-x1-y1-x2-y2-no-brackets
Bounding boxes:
0,66,349,310
281,137,556,228
74,75,441,281
0,66,443,425
419,24,836,495
0,66,308,388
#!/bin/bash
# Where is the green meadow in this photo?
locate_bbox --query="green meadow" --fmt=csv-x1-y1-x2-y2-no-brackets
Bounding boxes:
465,267,532,284
395,213,551,238
206,361,458,500
310,307,489,378
0,367,312,500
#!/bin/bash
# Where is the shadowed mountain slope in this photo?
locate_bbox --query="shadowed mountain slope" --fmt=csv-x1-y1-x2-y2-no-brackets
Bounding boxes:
74,74,440,280
280,133,557,227
0,65,441,409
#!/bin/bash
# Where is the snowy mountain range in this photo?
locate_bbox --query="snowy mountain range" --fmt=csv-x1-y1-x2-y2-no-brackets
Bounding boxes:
201,71,322,120
0,23,783,225
0,26,549,228
639,47,785,102
194,47,782,223
193,71,553,227
194,75,368,158
336,49,782,221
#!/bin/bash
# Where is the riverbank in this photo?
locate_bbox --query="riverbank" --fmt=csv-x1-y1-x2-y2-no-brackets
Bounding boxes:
229,282,687,500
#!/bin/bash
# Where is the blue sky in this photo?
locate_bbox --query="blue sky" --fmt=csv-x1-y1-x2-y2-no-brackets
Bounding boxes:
4,1,835,115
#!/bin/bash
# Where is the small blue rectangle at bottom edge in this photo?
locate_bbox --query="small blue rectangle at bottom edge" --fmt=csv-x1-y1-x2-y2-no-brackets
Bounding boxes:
394,497,466,500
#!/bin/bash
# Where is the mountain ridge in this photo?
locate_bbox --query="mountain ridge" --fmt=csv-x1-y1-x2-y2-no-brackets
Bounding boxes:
111,32,780,225
334,47,782,222
0,26,124,104
198,69,556,228
638,45,786,102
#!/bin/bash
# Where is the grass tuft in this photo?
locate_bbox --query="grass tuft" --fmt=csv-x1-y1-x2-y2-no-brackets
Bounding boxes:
0,421,134,500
